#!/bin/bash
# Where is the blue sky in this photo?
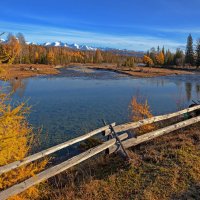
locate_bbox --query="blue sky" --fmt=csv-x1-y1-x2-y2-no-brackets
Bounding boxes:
1,0,200,51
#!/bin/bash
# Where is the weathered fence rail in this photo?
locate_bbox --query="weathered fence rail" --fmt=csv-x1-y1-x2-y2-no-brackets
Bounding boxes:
0,105,200,200
0,123,116,175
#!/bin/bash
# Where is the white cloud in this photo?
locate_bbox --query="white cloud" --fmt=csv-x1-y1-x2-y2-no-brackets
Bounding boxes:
0,21,185,51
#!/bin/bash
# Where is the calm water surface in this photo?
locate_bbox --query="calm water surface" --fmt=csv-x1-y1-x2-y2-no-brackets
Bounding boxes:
1,67,200,149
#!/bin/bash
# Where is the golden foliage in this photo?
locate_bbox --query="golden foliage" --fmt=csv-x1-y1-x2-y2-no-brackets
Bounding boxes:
0,94,48,200
34,52,39,64
94,50,103,63
47,51,55,65
143,55,154,66
155,52,165,65
0,36,21,64
130,97,155,134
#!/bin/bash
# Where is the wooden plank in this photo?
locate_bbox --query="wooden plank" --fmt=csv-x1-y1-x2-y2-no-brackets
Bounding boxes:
0,133,127,200
111,105,200,134
0,123,116,175
108,115,200,154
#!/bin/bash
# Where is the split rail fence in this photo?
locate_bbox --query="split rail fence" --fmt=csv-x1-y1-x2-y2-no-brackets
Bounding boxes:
1,105,200,200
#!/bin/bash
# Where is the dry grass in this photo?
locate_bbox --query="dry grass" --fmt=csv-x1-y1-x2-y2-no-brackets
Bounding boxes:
37,97,200,200
0,64,59,80
39,124,200,200
0,63,194,80
79,63,193,78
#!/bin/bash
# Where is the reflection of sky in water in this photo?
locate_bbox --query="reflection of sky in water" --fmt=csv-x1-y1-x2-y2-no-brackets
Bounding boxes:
1,68,200,149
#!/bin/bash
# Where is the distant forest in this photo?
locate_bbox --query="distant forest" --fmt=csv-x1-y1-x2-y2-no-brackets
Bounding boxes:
144,34,200,68
0,33,200,69
0,33,142,68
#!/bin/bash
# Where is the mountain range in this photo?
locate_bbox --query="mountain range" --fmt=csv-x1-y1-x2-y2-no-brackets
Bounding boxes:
0,38,144,57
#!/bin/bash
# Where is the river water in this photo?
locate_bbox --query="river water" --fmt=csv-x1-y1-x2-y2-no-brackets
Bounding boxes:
1,67,200,149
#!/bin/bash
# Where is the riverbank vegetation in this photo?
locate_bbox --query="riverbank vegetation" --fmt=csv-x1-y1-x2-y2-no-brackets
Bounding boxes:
144,34,200,69
0,93,48,200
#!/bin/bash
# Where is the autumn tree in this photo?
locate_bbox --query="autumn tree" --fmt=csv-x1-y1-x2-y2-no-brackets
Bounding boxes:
155,52,165,65
34,51,39,64
143,55,154,67
185,34,194,66
94,50,103,63
0,34,21,64
123,57,135,69
47,51,55,65
0,93,48,199
17,33,26,63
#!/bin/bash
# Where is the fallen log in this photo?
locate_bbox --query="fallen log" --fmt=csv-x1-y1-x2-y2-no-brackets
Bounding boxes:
107,115,200,154
0,123,116,175
0,133,127,200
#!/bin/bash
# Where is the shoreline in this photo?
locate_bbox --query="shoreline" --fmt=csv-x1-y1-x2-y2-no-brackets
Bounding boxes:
0,63,195,80
0,64,59,80
68,63,194,78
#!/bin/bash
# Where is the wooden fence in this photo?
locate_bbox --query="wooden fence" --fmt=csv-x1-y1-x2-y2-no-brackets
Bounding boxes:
0,105,200,200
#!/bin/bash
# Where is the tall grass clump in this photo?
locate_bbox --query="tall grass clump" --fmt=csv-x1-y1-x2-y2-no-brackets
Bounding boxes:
130,96,156,134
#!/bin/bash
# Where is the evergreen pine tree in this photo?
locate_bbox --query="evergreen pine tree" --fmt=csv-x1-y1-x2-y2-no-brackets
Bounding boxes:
185,34,194,66
196,39,200,68
162,46,165,55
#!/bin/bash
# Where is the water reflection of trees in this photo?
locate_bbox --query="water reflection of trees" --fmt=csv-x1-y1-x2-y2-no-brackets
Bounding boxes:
9,78,27,97
195,84,200,99
145,77,200,102
185,82,192,102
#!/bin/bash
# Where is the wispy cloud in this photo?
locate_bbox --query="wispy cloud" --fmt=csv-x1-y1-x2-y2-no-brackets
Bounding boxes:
0,21,185,51
153,27,200,34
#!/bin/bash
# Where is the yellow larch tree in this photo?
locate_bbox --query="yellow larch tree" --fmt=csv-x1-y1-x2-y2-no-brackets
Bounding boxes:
34,51,39,64
0,36,21,64
155,52,165,65
47,51,55,65
143,55,154,67
0,93,48,200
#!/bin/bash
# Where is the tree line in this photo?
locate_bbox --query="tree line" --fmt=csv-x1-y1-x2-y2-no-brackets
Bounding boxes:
143,34,200,68
0,33,142,67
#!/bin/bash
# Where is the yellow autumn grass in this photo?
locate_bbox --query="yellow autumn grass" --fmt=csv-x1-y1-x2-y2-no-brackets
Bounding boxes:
130,97,156,134
0,93,48,200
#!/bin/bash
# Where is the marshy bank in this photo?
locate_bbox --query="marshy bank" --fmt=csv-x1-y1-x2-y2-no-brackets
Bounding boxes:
0,63,194,81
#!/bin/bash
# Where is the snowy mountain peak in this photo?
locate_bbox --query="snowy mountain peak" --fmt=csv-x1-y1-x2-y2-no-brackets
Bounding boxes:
69,43,80,49
40,41,97,51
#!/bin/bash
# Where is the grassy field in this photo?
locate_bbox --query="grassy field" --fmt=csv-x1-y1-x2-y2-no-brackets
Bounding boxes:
38,122,200,200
